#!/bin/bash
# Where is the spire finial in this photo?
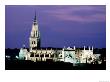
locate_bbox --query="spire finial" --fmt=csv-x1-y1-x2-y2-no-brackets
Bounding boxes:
23,44,25,49
84,46,85,50
33,10,37,25
34,11,36,21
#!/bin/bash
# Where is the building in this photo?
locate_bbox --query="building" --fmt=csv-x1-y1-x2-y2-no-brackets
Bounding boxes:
29,12,40,49
18,13,101,64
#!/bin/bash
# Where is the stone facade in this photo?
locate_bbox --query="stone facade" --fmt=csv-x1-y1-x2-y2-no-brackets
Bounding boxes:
19,14,101,64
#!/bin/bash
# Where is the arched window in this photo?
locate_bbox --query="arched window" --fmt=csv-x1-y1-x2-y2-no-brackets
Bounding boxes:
35,54,39,57
34,31,36,37
40,54,44,57
36,31,37,37
51,54,54,57
30,53,34,57
34,41,36,44
32,41,36,44
45,54,49,57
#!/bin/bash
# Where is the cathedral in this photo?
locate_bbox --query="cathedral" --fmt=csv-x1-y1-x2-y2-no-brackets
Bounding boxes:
18,13,101,64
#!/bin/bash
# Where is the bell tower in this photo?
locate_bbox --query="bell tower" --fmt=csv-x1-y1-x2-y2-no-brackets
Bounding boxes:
29,12,40,49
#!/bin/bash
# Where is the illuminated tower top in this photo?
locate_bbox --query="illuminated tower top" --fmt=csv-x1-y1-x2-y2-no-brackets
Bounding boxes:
29,12,40,49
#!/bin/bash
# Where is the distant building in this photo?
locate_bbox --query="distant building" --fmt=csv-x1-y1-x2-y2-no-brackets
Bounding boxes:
18,13,101,64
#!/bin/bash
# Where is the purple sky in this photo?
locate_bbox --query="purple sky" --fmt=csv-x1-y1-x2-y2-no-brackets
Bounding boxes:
5,5,106,48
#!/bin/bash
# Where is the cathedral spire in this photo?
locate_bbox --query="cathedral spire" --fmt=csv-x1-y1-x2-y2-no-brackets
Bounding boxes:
34,11,36,21
29,11,41,49
33,11,37,25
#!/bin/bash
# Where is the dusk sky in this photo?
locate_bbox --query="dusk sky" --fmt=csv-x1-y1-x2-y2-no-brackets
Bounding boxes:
5,5,106,48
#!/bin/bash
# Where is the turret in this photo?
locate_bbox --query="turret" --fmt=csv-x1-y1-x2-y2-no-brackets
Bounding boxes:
92,46,93,51
74,46,75,50
84,46,85,51
89,46,90,51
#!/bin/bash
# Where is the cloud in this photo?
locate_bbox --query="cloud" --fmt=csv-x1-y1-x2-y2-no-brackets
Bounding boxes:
52,13,105,23
41,5,106,23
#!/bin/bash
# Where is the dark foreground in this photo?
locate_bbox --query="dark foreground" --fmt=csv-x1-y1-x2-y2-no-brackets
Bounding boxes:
5,59,106,70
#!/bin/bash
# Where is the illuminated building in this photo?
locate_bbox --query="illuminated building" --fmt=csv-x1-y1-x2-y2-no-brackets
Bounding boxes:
18,13,101,64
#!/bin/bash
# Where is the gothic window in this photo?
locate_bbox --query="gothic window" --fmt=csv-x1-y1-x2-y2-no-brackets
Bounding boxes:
36,31,37,37
32,41,35,44
30,53,34,57
45,54,49,57
32,41,36,44
33,31,37,37
51,55,54,57
34,31,36,37
40,54,44,57
35,54,39,57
